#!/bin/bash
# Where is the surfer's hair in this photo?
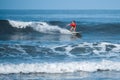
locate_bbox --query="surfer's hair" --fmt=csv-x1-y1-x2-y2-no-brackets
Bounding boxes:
72,20,76,23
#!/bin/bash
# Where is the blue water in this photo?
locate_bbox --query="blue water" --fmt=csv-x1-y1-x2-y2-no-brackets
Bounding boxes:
0,10,120,80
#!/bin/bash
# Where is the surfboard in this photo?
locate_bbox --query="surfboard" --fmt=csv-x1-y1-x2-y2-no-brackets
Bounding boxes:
71,31,81,37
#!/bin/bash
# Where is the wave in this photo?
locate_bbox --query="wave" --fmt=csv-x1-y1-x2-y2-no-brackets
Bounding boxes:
0,20,120,35
0,42,120,58
0,60,120,74
0,20,71,34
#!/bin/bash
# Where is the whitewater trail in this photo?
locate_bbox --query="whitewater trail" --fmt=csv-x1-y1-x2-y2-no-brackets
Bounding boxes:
8,20,71,34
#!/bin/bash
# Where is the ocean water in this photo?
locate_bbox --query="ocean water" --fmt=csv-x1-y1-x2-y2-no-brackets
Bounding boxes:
0,10,120,80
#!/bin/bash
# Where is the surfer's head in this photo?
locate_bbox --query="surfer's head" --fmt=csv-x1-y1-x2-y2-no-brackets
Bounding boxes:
72,20,76,23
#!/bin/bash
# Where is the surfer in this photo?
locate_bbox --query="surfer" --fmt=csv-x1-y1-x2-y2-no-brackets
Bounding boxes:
66,20,81,38
67,20,76,32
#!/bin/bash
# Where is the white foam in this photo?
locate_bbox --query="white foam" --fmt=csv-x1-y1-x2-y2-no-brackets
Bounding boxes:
0,60,120,74
8,20,32,28
8,20,71,34
51,42,120,57
80,42,120,54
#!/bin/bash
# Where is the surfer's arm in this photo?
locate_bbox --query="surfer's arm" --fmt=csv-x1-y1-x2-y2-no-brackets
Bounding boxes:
66,24,70,27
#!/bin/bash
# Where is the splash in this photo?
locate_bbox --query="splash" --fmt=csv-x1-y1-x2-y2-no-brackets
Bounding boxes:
8,20,71,34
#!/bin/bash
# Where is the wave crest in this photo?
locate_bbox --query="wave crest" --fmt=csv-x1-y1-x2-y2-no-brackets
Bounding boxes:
8,20,71,34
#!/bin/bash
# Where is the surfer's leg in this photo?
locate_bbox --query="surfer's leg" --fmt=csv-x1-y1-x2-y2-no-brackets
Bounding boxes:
73,27,76,31
70,27,73,31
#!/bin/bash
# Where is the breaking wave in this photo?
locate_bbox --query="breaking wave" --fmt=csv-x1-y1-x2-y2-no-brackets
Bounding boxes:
0,60,120,74
0,19,120,35
0,20,71,34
